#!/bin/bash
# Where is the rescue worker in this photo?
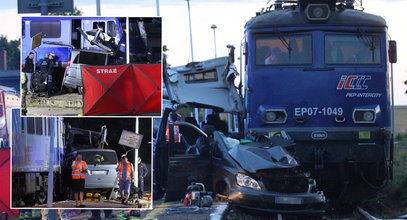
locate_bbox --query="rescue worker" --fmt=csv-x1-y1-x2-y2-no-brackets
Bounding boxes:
165,111,182,143
23,52,34,94
40,53,54,98
36,53,49,66
116,154,134,205
137,158,148,199
72,152,88,207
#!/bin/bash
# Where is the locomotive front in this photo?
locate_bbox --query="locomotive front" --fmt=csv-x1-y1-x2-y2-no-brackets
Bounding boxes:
244,0,396,205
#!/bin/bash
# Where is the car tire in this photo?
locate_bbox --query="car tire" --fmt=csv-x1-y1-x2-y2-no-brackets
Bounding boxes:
66,87,74,93
111,189,119,200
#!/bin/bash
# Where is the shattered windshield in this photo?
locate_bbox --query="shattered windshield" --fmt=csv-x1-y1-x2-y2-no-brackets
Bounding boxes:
256,35,312,65
325,34,381,64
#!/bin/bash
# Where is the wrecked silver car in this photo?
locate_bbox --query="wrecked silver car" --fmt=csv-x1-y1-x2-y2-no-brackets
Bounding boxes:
154,51,326,215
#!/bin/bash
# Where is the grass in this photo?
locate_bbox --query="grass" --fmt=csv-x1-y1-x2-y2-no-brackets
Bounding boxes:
395,133,407,142
360,137,407,218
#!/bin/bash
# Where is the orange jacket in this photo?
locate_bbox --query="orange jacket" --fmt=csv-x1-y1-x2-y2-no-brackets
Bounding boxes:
118,162,133,180
72,161,87,179
165,124,180,143
165,113,182,143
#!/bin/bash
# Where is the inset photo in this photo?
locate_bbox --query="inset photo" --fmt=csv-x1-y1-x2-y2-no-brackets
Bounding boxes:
11,113,152,209
21,17,162,116
129,17,162,64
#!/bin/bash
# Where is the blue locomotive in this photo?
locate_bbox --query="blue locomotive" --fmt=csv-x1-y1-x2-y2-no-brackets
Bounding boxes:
245,0,397,205
156,0,398,214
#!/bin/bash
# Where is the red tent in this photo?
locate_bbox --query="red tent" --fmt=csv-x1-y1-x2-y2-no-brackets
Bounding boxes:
82,64,161,116
132,64,161,114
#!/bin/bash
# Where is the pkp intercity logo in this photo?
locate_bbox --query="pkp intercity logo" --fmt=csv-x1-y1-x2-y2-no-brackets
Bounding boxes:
337,75,371,90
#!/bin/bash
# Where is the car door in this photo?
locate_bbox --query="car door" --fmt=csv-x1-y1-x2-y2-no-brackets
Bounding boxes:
165,122,212,202
155,109,212,202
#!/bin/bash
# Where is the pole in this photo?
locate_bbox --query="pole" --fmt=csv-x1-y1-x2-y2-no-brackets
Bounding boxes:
156,0,160,16
47,118,55,209
39,0,48,15
134,118,139,188
96,0,101,16
213,29,217,58
186,0,194,62
33,49,37,75
211,24,217,58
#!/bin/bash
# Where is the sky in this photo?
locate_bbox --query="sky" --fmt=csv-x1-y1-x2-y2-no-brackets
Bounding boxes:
0,0,406,105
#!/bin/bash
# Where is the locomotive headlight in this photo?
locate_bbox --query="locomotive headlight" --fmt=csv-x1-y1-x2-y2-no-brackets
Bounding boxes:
305,4,330,21
263,109,287,124
363,111,374,121
265,111,277,122
353,106,379,124
312,7,324,17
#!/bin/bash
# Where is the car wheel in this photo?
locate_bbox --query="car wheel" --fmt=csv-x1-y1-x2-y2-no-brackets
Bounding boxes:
111,189,119,200
66,87,74,93
78,87,84,94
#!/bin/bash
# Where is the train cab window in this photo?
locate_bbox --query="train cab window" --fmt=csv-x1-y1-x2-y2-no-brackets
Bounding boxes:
93,22,106,31
27,118,35,134
107,21,118,37
30,21,61,38
35,118,43,135
256,35,312,65
325,35,381,65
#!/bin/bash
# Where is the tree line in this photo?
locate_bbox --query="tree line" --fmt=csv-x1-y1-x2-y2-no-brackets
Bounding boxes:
0,36,20,70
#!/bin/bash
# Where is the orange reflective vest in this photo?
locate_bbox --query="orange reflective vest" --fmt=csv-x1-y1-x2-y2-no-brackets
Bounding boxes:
166,124,180,143
118,162,133,180
72,161,87,179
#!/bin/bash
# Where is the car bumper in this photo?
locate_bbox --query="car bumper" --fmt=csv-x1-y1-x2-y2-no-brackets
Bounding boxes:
228,187,326,215
63,77,81,89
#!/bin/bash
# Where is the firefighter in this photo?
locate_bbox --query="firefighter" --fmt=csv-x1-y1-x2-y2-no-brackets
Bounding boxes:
165,111,182,143
116,154,134,205
72,152,88,208
40,53,54,98
137,158,148,199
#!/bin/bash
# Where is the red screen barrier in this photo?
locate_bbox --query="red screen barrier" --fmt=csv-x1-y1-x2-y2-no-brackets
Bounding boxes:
82,64,161,116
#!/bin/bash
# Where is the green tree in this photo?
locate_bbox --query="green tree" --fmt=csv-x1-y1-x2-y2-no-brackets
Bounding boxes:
48,6,83,16
0,35,21,70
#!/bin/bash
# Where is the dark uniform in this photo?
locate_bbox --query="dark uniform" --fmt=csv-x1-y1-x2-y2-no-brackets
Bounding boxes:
138,162,148,198
40,57,53,97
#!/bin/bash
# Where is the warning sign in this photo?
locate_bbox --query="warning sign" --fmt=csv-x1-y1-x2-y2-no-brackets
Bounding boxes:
32,32,42,50
119,129,143,149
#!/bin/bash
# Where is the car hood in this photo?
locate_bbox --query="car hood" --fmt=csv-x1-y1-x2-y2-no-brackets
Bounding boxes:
228,142,299,173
